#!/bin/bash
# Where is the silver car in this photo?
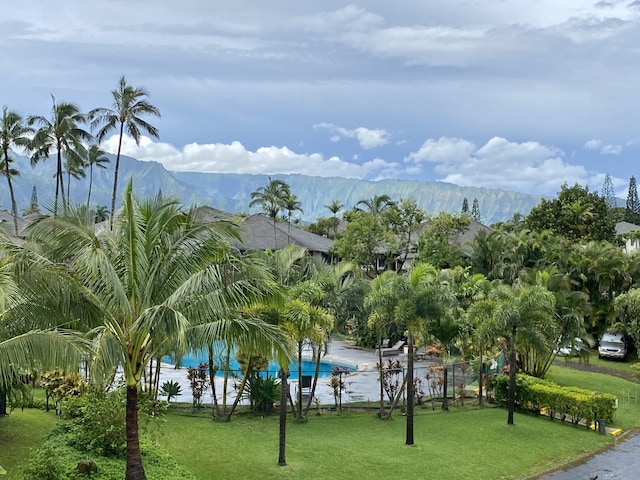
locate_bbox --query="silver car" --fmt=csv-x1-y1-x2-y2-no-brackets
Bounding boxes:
598,332,627,360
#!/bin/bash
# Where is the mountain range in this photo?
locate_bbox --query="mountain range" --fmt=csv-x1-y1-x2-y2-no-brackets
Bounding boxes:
2,153,545,224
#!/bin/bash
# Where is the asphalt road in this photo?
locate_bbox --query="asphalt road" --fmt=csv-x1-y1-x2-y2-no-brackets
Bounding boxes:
537,432,640,479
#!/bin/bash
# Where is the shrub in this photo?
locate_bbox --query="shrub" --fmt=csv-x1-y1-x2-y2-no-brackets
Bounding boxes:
494,373,617,424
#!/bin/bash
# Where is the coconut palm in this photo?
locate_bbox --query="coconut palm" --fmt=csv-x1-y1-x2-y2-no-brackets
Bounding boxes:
355,194,394,216
249,177,291,247
283,192,303,236
324,199,343,238
89,75,160,229
0,107,33,235
64,155,87,205
26,183,289,480
85,144,110,206
29,96,91,215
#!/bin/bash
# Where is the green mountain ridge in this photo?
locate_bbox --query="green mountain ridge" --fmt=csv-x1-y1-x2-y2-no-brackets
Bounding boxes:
3,153,544,224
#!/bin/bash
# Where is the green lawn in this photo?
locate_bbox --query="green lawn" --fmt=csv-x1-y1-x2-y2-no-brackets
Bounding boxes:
160,406,613,480
0,409,57,480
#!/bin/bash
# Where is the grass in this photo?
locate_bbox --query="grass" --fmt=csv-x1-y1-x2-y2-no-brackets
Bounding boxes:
0,408,57,480
556,351,639,377
160,406,612,480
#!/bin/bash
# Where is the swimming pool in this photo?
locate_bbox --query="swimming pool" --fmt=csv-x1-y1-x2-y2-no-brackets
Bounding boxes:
163,351,356,379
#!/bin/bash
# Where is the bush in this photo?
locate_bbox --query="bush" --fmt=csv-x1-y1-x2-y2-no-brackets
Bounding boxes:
494,373,617,424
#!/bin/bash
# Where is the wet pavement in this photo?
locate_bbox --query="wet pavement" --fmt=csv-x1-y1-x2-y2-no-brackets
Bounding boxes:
537,432,640,479
158,337,447,407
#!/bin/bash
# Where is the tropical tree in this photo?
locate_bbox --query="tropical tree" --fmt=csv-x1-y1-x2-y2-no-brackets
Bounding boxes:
601,173,617,209
89,75,160,229
283,192,303,235
29,96,91,215
325,199,343,238
64,155,87,204
481,284,556,425
249,177,291,247
356,194,394,216
0,107,33,235
625,176,640,225
26,183,289,480
86,144,110,206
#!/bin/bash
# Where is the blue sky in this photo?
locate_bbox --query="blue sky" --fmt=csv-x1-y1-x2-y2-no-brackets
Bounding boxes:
1,1,638,197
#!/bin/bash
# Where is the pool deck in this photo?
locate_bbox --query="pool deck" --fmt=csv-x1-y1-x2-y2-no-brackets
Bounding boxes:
158,337,448,408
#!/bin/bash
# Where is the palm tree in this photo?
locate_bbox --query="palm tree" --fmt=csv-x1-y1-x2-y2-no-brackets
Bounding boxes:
249,177,291,247
0,107,33,235
64,155,87,205
85,144,110,206
89,75,160,229
355,194,393,216
482,284,556,425
29,96,91,215
283,192,303,237
26,183,289,480
324,199,343,238
94,205,109,223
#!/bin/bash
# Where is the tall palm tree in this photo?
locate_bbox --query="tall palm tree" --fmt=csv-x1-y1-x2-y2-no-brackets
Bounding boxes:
0,107,33,235
29,96,91,215
89,75,160,229
85,144,110,207
26,183,289,480
249,177,291,247
324,199,343,238
64,155,87,205
283,192,303,241
482,284,556,425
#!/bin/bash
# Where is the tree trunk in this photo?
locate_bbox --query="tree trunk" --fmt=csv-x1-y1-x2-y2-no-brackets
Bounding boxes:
377,329,386,418
3,151,19,236
208,347,222,420
125,386,146,480
296,340,303,421
405,332,415,445
110,123,124,230
87,164,93,207
278,368,288,466
442,364,449,411
477,348,484,407
0,391,7,416
508,324,517,425
303,343,323,417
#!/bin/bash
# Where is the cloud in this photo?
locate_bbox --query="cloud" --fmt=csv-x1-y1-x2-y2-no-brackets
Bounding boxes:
313,123,390,149
102,134,401,179
584,139,622,154
584,139,603,150
405,136,593,194
600,144,622,155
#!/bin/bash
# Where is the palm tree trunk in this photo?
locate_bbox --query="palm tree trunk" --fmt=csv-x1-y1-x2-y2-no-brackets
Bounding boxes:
222,347,231,417
278,368,288,466
5,176,19,236
477,347,484,407
508,324,517,425
54,148,62,216
87,163,93,207
296,340,303,421
224,368,252,421
405,332,415,445
377,330,386,418
303,343,323,417
125,386,146,480
208,346,222,420
110,123,124,230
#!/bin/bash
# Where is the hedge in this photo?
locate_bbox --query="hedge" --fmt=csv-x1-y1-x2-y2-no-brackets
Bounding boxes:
494,374,617,424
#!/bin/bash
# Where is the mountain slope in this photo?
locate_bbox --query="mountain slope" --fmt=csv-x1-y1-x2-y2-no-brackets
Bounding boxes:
4,153,543,224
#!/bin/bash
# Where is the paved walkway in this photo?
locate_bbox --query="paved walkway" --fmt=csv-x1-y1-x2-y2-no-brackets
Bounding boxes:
157,338,447,407
537,431,640,479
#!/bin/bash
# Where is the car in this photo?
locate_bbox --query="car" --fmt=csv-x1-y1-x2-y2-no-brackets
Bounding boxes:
598,332,628,360
554,337,589,357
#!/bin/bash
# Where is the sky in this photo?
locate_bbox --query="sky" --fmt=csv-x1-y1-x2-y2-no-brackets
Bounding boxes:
2,0,639,198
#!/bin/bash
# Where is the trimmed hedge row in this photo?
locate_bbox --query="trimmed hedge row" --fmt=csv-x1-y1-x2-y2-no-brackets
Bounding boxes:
494,374,617,424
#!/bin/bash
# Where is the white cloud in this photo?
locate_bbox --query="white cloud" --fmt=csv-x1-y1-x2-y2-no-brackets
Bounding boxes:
313,123,390,149
600,144,622,155
102,134,401,179
406,136,592,194
584,139,603,150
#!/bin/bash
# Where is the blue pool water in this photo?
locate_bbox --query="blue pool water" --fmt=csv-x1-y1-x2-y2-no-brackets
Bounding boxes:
164,351,356,379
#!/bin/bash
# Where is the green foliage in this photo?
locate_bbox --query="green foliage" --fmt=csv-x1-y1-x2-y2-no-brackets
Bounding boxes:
186,363,209,410
471,198,480,221
61,388,126,456
494,373,617,423
614,288,640,348
600,173,617,209
243,374,281,414
417,212,470,269
525,183,615,242
159,380,182,403
625,176,640,224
